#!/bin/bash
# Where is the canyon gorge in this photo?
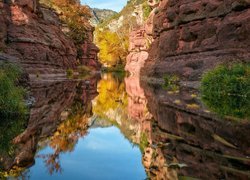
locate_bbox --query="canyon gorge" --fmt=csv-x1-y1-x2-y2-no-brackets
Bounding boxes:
0,0,250,179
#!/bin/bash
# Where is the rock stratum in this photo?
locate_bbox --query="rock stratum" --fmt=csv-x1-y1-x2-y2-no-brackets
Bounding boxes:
126,0,250,82
0,0,100,75
141,0,250,81
124,1,250,179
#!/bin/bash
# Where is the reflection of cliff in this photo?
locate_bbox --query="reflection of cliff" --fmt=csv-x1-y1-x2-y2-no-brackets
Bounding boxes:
142,83,250,179
0,76,99,175
92,73,143,144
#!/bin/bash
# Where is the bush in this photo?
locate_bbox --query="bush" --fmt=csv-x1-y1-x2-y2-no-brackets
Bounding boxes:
66,68,74,77
0,62,27,161
0,63,27,118
142,2,151,20
163,74,180,91
200,63,250,119
77,65,90,77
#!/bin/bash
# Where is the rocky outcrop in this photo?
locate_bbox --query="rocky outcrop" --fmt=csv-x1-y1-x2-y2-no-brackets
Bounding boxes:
142,0,250,81
125,1,250,179
0,0,77,75
125,28,149,76
0,0,100,75
80,29,101,70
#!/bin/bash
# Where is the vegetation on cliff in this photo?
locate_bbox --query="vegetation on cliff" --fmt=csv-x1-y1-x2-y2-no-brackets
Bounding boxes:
41,0,92,44
94,0,150,67
95,29,128,67
201,63,250,119
0,63,27,173
0,63,27,118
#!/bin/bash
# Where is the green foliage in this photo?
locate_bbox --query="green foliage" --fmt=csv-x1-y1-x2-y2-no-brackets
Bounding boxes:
0,62,27,160
201,63,250,119
77,65,91,77
0,63,27,117
95,0,148,67
139,132,149,152
66,68,74,77
163,74,180,91
0,114,27,156
142,2,151,20
101,63,125,73
40,0,91,44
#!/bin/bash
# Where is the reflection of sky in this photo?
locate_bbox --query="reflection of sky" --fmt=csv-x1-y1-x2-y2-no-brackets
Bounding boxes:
80,0,127,12
27,127,146,180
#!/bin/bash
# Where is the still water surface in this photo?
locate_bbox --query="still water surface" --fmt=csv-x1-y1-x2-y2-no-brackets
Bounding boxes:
1,72,250,179
28,127,146,180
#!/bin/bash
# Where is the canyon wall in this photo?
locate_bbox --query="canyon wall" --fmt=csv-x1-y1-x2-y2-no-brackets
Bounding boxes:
124,1,250,179
141,0,250,81
0,0,99,75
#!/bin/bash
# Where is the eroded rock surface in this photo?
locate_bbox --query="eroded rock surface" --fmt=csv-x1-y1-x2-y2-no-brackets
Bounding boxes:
142,0,250,81
0,0,100,74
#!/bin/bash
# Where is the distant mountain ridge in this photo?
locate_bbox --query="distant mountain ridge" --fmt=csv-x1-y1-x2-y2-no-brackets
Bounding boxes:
89,8,117,26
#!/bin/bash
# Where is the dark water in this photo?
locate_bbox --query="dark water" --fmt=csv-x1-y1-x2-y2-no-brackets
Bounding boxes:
0,72,250,179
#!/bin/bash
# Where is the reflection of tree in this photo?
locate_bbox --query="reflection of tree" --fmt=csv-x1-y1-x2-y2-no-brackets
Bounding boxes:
92,73,128,118
39,111,89,175
37,153,62,175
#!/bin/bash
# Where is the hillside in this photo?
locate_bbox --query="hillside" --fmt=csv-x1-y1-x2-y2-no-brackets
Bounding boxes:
94,0,151,67
90,8,117,26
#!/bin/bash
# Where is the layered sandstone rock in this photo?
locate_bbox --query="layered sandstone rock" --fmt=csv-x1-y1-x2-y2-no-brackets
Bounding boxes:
125,27,149,75
80,29,101,70
0,0,77,74
142,0,250,81
0,0,100,75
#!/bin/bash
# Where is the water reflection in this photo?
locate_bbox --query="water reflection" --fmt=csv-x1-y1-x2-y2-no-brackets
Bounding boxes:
141,81,250,179
0,76,99,178
0,71,250,179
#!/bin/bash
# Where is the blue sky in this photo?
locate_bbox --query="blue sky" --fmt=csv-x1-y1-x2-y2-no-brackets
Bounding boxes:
81,0,127,12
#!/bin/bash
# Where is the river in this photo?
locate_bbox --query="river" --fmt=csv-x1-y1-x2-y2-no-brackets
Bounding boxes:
0,72,249,179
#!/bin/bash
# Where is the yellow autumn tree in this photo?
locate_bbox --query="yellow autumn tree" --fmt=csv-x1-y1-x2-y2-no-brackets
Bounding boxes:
95,28,129,67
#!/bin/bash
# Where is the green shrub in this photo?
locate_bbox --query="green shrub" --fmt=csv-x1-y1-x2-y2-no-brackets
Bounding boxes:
142,2,151,20
201,63,250,119
66,68,74,77
163,74,180,91
139,132,149,152
77,65,91,78
0,62,27,158
0,63,27,118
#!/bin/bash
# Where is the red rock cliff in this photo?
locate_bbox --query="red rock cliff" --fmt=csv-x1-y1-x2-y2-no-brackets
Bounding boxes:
141,0,250,81
0,0,100,75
